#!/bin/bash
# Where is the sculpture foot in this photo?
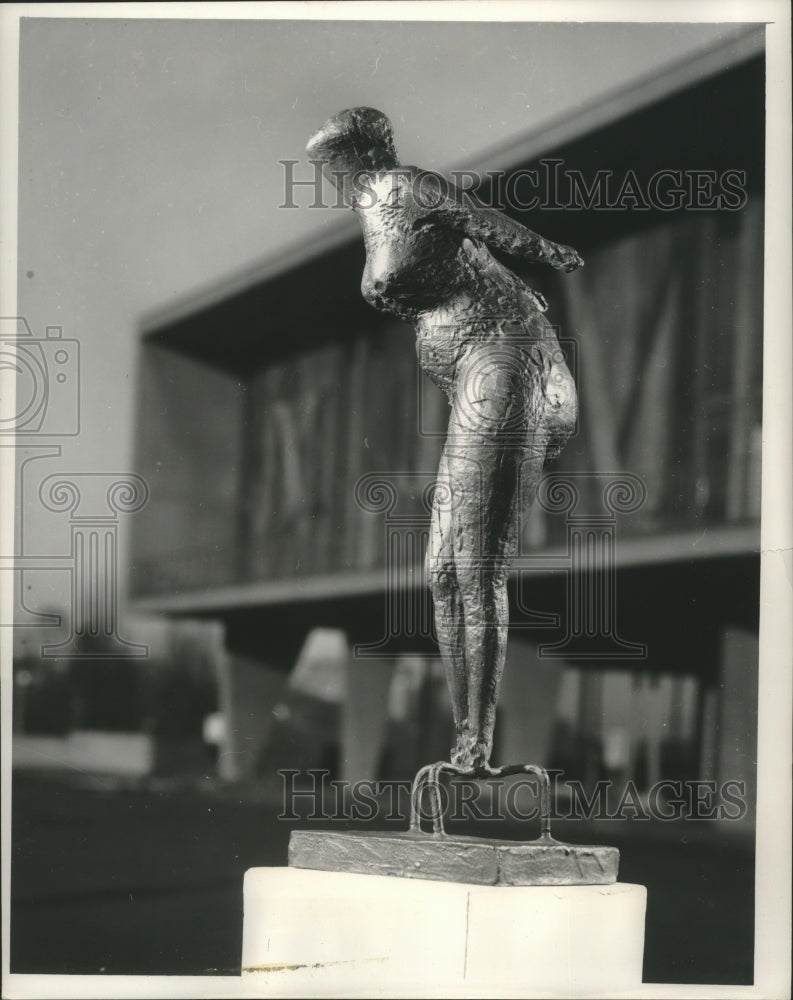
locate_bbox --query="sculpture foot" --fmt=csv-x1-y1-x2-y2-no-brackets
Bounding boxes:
449,732,491,773
409,758,553,838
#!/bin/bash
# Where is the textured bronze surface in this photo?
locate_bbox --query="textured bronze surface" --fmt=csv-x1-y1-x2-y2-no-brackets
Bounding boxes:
307,108,582,773
300,111,619,886
289,830,619,886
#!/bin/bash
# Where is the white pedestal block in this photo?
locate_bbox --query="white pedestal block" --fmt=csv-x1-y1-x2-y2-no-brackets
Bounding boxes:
242,867,646,997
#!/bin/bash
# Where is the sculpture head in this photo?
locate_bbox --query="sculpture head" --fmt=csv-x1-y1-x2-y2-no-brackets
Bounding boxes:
307,107,398,202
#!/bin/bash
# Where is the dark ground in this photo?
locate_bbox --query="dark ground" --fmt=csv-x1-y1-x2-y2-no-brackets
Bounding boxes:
10,770,754,984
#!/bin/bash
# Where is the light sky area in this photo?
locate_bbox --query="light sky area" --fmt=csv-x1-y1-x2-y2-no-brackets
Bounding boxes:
13,16,753,614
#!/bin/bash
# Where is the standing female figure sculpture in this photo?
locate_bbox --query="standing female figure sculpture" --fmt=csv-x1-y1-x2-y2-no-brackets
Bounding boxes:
307,108,582,805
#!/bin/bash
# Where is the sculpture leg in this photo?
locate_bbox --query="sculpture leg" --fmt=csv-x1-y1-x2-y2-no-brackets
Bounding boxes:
441,344,540,771
427,450,469,747
444,443,516,770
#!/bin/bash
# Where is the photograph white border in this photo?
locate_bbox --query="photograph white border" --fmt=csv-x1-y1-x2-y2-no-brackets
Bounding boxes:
1,3,789,998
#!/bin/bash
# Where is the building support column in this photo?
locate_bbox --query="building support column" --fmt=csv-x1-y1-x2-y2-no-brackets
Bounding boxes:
716,626,759,826
498,633,563,766
341,655,394,785
218,620,309,782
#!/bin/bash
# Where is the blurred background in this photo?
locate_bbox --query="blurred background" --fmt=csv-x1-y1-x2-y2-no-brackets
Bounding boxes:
9,15,764,985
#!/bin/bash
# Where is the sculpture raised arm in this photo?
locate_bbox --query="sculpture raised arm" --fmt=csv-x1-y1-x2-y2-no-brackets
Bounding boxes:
409,175,584,272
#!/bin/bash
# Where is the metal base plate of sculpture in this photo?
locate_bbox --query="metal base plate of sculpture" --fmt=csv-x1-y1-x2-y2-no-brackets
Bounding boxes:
290,107,618,886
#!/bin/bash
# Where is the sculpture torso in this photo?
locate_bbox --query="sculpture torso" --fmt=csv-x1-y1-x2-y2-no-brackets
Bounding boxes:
355,168,575,435
357,169,469,316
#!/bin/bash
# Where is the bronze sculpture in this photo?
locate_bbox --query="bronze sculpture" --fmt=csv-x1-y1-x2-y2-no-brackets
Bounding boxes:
308,104,579,762
292,108,616,879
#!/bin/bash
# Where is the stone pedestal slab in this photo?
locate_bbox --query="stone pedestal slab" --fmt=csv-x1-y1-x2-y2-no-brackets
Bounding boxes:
242,866,646,996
